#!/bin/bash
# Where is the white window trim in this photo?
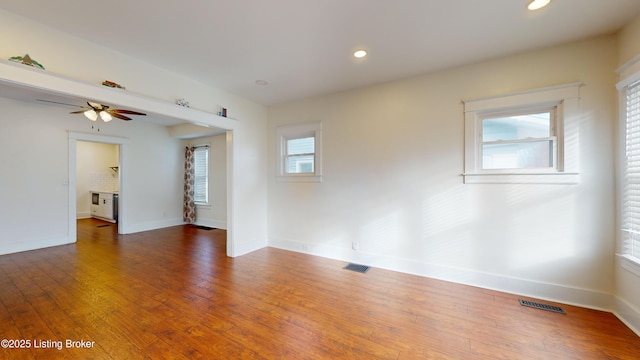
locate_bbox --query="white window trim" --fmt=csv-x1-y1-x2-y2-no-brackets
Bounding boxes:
276,122,323,183
616,66,640,271
462,83,582,184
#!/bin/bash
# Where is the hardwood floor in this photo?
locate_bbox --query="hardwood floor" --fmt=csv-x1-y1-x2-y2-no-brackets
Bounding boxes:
0,218,639,359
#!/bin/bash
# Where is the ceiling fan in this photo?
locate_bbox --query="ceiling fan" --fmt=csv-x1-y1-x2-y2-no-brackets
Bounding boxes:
69,101,146,122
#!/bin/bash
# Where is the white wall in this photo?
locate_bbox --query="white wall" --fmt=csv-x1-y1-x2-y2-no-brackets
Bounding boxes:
0,9,268,256
76,141,119,218
268,36,618,309
0,98,70,253
618,13,640,67
183,134,227,229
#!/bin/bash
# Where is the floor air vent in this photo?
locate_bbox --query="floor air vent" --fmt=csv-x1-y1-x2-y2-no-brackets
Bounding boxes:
343,263,370,273
519,299,566,315
192,225,216,231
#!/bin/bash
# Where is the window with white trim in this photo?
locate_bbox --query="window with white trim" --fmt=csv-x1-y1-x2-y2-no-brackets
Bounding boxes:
277,122,322,182
194,146,209,204
620,78,640,266
463,83,581,184
481,109,556,170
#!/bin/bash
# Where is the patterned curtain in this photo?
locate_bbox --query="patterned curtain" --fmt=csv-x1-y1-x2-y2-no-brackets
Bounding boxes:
183,146,196,223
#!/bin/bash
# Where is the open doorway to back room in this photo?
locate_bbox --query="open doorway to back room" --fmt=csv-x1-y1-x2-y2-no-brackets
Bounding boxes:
68,132,129,243
68,126,235,256
76,141,120,231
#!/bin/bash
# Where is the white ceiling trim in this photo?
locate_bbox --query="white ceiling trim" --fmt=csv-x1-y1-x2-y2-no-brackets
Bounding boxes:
0,59,235,130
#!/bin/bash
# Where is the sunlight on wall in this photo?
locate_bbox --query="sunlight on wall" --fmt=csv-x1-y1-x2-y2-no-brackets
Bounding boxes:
414,181,580,278
357,211,401,253
419,186,474,263
501,186,578,272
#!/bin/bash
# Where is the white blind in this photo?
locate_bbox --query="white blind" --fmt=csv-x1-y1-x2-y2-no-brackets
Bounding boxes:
194,147,209,204
622,80,640,260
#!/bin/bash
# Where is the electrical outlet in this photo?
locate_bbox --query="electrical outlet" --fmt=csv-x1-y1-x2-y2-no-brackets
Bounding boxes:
352,241,359,251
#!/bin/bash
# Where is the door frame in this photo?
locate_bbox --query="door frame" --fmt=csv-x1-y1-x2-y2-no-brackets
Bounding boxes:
68,130,236,256
68,132,129,240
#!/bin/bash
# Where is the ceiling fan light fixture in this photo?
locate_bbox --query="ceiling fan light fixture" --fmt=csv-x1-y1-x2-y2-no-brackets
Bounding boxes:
528,0,551,10
353,50,367,58
70,101,145,122
99,111,113,122
84,109,98,121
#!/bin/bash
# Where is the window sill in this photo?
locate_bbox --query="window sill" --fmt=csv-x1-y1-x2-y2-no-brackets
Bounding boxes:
277,175,322,183
462,172,579,184
618,254,640,278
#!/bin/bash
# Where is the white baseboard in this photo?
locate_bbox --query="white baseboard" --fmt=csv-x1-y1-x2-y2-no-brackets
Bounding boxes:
76,212,91,219
269,236,614,312
123,218,227,234
194,219,227,230
614,296,640,337
122,218,184,234
0,236,75,256
231,238,268,257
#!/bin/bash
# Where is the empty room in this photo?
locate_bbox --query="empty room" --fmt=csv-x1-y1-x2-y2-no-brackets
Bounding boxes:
2,0,640,358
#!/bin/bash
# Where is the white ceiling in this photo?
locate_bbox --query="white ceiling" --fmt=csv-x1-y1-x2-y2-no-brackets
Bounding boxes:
1,0,640,106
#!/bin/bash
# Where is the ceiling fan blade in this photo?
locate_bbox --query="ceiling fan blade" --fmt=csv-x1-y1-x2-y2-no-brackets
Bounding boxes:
55,100,141,120
36,99,85,108
107,111,132,121
112,109,146,116
87,101,104,110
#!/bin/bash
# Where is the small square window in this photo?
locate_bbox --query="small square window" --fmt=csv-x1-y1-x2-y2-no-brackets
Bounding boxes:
277,122,322,182
285,136,315,174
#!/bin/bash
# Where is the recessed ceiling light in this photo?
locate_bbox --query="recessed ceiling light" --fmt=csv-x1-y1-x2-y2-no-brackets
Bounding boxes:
528,0,551,10
353,50,367,58
255,80,268,86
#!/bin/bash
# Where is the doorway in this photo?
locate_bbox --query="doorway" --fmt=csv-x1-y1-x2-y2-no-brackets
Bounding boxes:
68,132,128,241
68,130,236,256
76,141,120,228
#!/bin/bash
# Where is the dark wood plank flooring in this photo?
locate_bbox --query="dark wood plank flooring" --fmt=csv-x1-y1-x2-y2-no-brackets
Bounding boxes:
0,218,638,359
